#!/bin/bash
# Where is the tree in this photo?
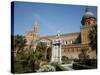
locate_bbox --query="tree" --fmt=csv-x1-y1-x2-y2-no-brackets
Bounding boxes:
46,47,52,62
14,34,27,53
36,42,47,59
14,48,34,73
14,42,48,73
29,42,48,72
78,48,90,60
89,25,97,53
36,42,47,51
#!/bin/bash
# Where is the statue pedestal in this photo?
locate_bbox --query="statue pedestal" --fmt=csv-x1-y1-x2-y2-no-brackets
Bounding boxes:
51,38,62,64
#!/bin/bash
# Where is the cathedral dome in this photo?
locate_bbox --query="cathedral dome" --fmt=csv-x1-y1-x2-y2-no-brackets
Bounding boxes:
81,7,96,26
82,7,94,18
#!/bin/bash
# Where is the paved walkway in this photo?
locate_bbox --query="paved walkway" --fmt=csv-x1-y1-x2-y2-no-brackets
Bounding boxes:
61,64,74,70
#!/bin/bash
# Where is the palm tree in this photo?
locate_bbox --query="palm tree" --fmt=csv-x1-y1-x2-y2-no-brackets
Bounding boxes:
14,34,27,54
89,25,97,53
36,42,47,59
14,42,48,73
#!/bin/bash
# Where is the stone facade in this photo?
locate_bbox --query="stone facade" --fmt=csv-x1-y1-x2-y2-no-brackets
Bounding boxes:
25,21,39,48
24,8,97,60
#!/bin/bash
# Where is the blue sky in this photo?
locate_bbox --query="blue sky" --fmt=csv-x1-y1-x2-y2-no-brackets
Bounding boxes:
13,1,97,36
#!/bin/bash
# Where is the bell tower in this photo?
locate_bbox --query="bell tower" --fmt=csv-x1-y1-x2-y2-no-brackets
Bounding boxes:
32,21,39,41
25,20,39,47
81,7,96,44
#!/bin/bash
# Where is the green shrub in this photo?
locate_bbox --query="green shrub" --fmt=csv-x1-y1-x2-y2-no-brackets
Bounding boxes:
37,65,56,72
81,59,97,68
74,58,80,62
73,59,97,70
51,64,67,71
73,63,96,70
14,60,33,73
62,56,72,64
55,64,67,71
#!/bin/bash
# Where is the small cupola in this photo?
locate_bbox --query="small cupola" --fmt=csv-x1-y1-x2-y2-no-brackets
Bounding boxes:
81,7,96,26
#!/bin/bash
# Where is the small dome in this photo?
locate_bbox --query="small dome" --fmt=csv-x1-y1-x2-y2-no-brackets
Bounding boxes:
83,7,94,18
81,7,96,25
84,11,94,17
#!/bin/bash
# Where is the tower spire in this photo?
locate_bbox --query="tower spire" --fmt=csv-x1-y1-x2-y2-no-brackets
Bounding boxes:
32,20,39,33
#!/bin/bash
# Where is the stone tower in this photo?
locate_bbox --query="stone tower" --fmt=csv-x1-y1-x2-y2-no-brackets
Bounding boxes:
25,21,39,47
81,7,96,44
32,21,39,40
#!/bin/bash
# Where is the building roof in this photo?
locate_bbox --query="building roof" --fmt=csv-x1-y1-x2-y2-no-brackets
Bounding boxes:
41,32,80,38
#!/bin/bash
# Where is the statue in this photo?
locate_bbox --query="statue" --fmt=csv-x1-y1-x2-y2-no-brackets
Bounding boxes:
51,33,62,64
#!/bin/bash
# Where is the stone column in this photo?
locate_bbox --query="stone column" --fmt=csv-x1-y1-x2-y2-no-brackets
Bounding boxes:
58,40,62,64
51,34,62,64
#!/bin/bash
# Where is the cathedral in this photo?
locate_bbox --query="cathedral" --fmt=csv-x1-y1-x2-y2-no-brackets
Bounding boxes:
24,8,97,61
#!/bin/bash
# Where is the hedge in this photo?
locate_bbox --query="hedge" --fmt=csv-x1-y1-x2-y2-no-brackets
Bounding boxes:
73,59,97,70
